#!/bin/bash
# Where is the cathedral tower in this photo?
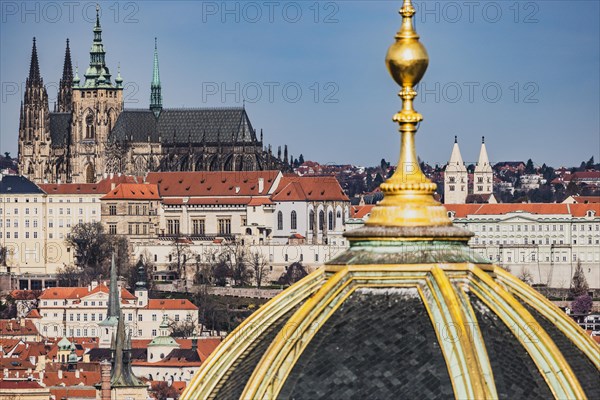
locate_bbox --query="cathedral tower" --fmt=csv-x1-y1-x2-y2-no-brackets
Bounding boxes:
474,136,493,195
444,136,468,204
70,5,123,183
57,39,73,113
18,37,51,183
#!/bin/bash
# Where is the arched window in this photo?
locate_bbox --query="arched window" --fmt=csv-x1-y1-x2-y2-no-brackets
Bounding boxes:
328,211,334,230
319,211,325,231
85,113,94,139
309,211,315,230
277,211,283,230
85,164,95,184
291,211,297,230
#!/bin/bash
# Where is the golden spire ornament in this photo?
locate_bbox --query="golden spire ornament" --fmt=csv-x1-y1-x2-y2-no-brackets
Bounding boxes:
366,0,453,228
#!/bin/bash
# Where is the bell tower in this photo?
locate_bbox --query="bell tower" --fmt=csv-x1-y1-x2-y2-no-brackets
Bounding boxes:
444,136,468,204
474,136,493,195
71,5,123,183
18,37,51,183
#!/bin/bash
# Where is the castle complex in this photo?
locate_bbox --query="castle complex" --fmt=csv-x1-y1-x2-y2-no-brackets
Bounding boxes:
18,7,287,184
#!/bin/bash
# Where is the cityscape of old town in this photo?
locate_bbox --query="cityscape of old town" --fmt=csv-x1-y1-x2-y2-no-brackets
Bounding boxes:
0,1,598,399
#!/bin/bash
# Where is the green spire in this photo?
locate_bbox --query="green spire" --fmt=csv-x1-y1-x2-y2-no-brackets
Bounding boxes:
150,37,162,117
83,4,113,88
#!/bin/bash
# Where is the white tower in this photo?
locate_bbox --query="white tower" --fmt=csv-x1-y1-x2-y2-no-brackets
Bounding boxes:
474,136,493,195
444,136,468,204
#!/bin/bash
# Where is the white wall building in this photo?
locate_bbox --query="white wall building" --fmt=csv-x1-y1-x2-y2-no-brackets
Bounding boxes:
446,203,600,289
444,137,468,204
35,281,198,340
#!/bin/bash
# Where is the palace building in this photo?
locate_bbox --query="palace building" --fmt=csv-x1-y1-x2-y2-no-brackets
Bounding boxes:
18,7,289,185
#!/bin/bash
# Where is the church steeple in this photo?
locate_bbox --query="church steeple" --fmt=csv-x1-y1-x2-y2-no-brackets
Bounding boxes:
150,37,163,117
107,253,120,320
474,136,493,195
19,37,50,183
83,4,113,88
28,37,42,85
444,136,468,204
57,39,73,112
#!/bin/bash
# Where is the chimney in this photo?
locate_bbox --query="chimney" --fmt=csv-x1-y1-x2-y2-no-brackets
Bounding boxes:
91,280,98,290
20,318,26,327
58,369,62,379
192,338,198,352
258,178,264,193
75,369,80,379
100,360,111,400
111,183,116,190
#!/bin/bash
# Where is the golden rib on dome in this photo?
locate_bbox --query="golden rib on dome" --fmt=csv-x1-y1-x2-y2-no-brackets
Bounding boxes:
366,0,451,228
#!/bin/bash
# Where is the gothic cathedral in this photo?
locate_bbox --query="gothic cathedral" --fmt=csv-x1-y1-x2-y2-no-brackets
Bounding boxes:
18,7,289,184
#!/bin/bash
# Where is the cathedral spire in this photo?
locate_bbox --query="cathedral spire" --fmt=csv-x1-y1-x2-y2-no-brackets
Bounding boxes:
58,39,73,113
28,37,42,85
83,4,113,88
150,37,163,117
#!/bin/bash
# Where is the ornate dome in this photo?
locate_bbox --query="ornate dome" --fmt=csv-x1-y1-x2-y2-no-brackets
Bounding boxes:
182,1,599,399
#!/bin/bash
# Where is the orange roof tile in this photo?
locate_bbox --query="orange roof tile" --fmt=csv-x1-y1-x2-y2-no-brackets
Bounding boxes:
101,183,160,200
39,174,139,195
271,176,349,202
9,290,39,300
572,196,600,204
39,285,135,301
0,319,39,336
49,388,97,399
25,309,41,319
146,299,198,311
350,205,375,219
145,171,281,197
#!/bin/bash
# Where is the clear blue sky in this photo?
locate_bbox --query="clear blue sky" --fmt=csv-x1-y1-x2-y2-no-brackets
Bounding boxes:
1,1,598,168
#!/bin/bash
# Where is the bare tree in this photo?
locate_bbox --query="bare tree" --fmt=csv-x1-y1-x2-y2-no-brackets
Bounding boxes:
278,262,308,286
168,317,199,338
168,236,197,290
250,252,270,289
222,241,253,287
517,267,534,286
66,222,130,284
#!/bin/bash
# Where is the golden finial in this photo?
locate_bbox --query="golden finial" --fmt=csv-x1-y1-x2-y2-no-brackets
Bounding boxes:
366,0,452,227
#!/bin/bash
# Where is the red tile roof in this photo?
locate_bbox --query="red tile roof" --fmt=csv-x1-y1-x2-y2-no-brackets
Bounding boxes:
0,320,39,337
25,309,41,319
42,370,101,387
39,285,135,301
444,203,600,218
0,380,45,389
146,299,198,311
101,183,160,200
271,176,349,202
39,174,139,195
145,171,281,197
49,388,97,399
350,205,375,219
572,196,600,204
162,197,253,206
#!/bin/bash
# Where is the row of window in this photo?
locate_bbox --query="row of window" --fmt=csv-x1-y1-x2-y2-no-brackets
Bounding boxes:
472,223,599,232
0,231,38,239
474,237,598,246
166,218,231,235
0,208,39,215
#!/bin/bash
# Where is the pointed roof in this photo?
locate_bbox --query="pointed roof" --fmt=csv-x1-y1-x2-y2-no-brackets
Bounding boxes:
110,311,146,387
100,254,120,327
447,136,467,172
475,136,492,173
150,38,163,116
61,39,73,83
28,37,42,85
83,4,114,88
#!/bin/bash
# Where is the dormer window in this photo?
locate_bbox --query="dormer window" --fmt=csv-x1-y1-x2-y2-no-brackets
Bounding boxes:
586,210,595,217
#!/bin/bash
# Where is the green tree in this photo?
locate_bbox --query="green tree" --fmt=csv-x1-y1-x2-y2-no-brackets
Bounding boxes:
298,154,305,165
586,156,595,169
56,264,83,286
569,261,589,299
525,158,535,174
